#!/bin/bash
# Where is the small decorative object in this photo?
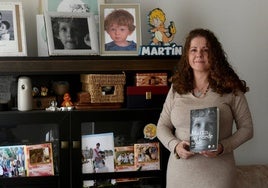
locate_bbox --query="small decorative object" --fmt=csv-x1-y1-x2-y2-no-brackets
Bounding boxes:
40,86,48,96
32,87,40,97
46,100,60,111
0,2,27,56
52,81,69,96
44,11,99,56
143,123,157,140
61,93,73,107
99,4,141,56
139,8,182,56
80,73,126,103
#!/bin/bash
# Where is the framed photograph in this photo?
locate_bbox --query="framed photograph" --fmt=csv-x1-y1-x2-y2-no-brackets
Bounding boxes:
99,4,141,56
0,2,27,56
44,11,99,56
42,0,104,14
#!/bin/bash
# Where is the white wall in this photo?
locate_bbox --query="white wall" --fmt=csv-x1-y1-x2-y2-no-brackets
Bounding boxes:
4,0,267,165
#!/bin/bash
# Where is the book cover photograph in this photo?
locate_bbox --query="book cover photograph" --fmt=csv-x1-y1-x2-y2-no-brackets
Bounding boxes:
190,106,219,152
114,146,135,172
25,143,54,176
0,145,26,177
82,132,115,174
134,142,160,171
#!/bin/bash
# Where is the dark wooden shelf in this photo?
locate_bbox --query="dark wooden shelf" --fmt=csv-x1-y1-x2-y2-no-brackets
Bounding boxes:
0,56,179,74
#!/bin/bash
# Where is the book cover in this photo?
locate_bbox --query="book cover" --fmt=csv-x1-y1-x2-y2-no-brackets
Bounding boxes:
25,143,54,176
0,145,26,177
134,142,160,171
114,146,135,172
82,132,115,174
190,107,219,152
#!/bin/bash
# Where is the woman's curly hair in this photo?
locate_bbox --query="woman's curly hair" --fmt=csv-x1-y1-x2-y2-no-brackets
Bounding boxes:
172,28,249,95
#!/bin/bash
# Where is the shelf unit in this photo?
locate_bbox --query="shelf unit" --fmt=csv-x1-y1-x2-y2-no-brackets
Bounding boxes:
0,56,178,188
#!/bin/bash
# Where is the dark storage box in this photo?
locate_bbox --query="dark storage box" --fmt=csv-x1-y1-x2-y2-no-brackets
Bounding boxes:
127,86,169,108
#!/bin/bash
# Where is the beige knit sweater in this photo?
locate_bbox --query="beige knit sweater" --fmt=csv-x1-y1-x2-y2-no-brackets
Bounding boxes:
157,87,253,188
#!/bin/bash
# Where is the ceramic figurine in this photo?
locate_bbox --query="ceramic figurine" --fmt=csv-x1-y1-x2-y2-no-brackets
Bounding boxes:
61,93,73,107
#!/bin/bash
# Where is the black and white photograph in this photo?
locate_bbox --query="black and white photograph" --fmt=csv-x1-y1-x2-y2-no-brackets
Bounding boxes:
0,2,27,56
44,11,99,56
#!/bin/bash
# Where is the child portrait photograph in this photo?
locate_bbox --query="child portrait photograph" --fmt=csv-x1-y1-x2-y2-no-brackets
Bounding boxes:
44,11,99,56
99,4,141,56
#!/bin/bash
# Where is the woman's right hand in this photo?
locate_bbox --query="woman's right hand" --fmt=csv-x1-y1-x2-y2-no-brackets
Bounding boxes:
175,141,195,159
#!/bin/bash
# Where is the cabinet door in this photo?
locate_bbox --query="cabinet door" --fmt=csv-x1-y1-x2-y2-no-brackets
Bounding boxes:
0,111,70,188
70,109,167,188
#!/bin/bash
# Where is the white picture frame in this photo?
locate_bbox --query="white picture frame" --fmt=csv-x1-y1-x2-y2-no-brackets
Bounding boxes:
99,4,141,56
0,2,27,56
44,11,99,56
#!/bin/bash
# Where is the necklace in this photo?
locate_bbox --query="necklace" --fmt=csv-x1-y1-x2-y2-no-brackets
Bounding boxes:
193,84,209,97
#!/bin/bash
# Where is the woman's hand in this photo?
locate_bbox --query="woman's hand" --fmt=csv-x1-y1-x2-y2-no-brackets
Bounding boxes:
175,141,195,159
199,143,224,158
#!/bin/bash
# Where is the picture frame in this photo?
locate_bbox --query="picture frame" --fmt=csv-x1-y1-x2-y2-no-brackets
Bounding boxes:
99,4,141,56
42,0,104,14
0,2,27,56
44,11,99,56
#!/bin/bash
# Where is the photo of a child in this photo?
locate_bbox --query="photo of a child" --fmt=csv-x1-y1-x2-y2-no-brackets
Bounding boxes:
0,11,14,41
0,20,10,40
104,9,136,51
100,4,141,55
51,17,91,49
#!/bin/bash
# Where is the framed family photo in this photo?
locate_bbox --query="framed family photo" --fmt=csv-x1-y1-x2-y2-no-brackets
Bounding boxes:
0,2,27,56
99,4,141,56
44,11,99,56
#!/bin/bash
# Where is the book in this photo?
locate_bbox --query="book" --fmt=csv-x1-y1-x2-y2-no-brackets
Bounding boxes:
114,146,135,172
81,132,115,174
190,107,219,152
25,143,54,176
134,142,160,171
0,145,26,177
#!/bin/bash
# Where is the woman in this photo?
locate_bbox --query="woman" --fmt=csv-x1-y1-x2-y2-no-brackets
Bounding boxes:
157,28,253,188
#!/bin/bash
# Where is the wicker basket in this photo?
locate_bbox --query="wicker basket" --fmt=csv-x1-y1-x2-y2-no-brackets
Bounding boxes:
80,73,126,103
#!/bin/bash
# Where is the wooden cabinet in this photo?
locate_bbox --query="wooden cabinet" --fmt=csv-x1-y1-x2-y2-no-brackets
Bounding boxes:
0,56,178,188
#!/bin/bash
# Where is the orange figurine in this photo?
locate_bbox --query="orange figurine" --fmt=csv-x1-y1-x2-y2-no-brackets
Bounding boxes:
61,93,73,107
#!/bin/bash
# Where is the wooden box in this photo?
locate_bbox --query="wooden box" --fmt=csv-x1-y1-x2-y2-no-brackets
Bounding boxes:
136,73,167,86
80,74,126,103
126,86,169,108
